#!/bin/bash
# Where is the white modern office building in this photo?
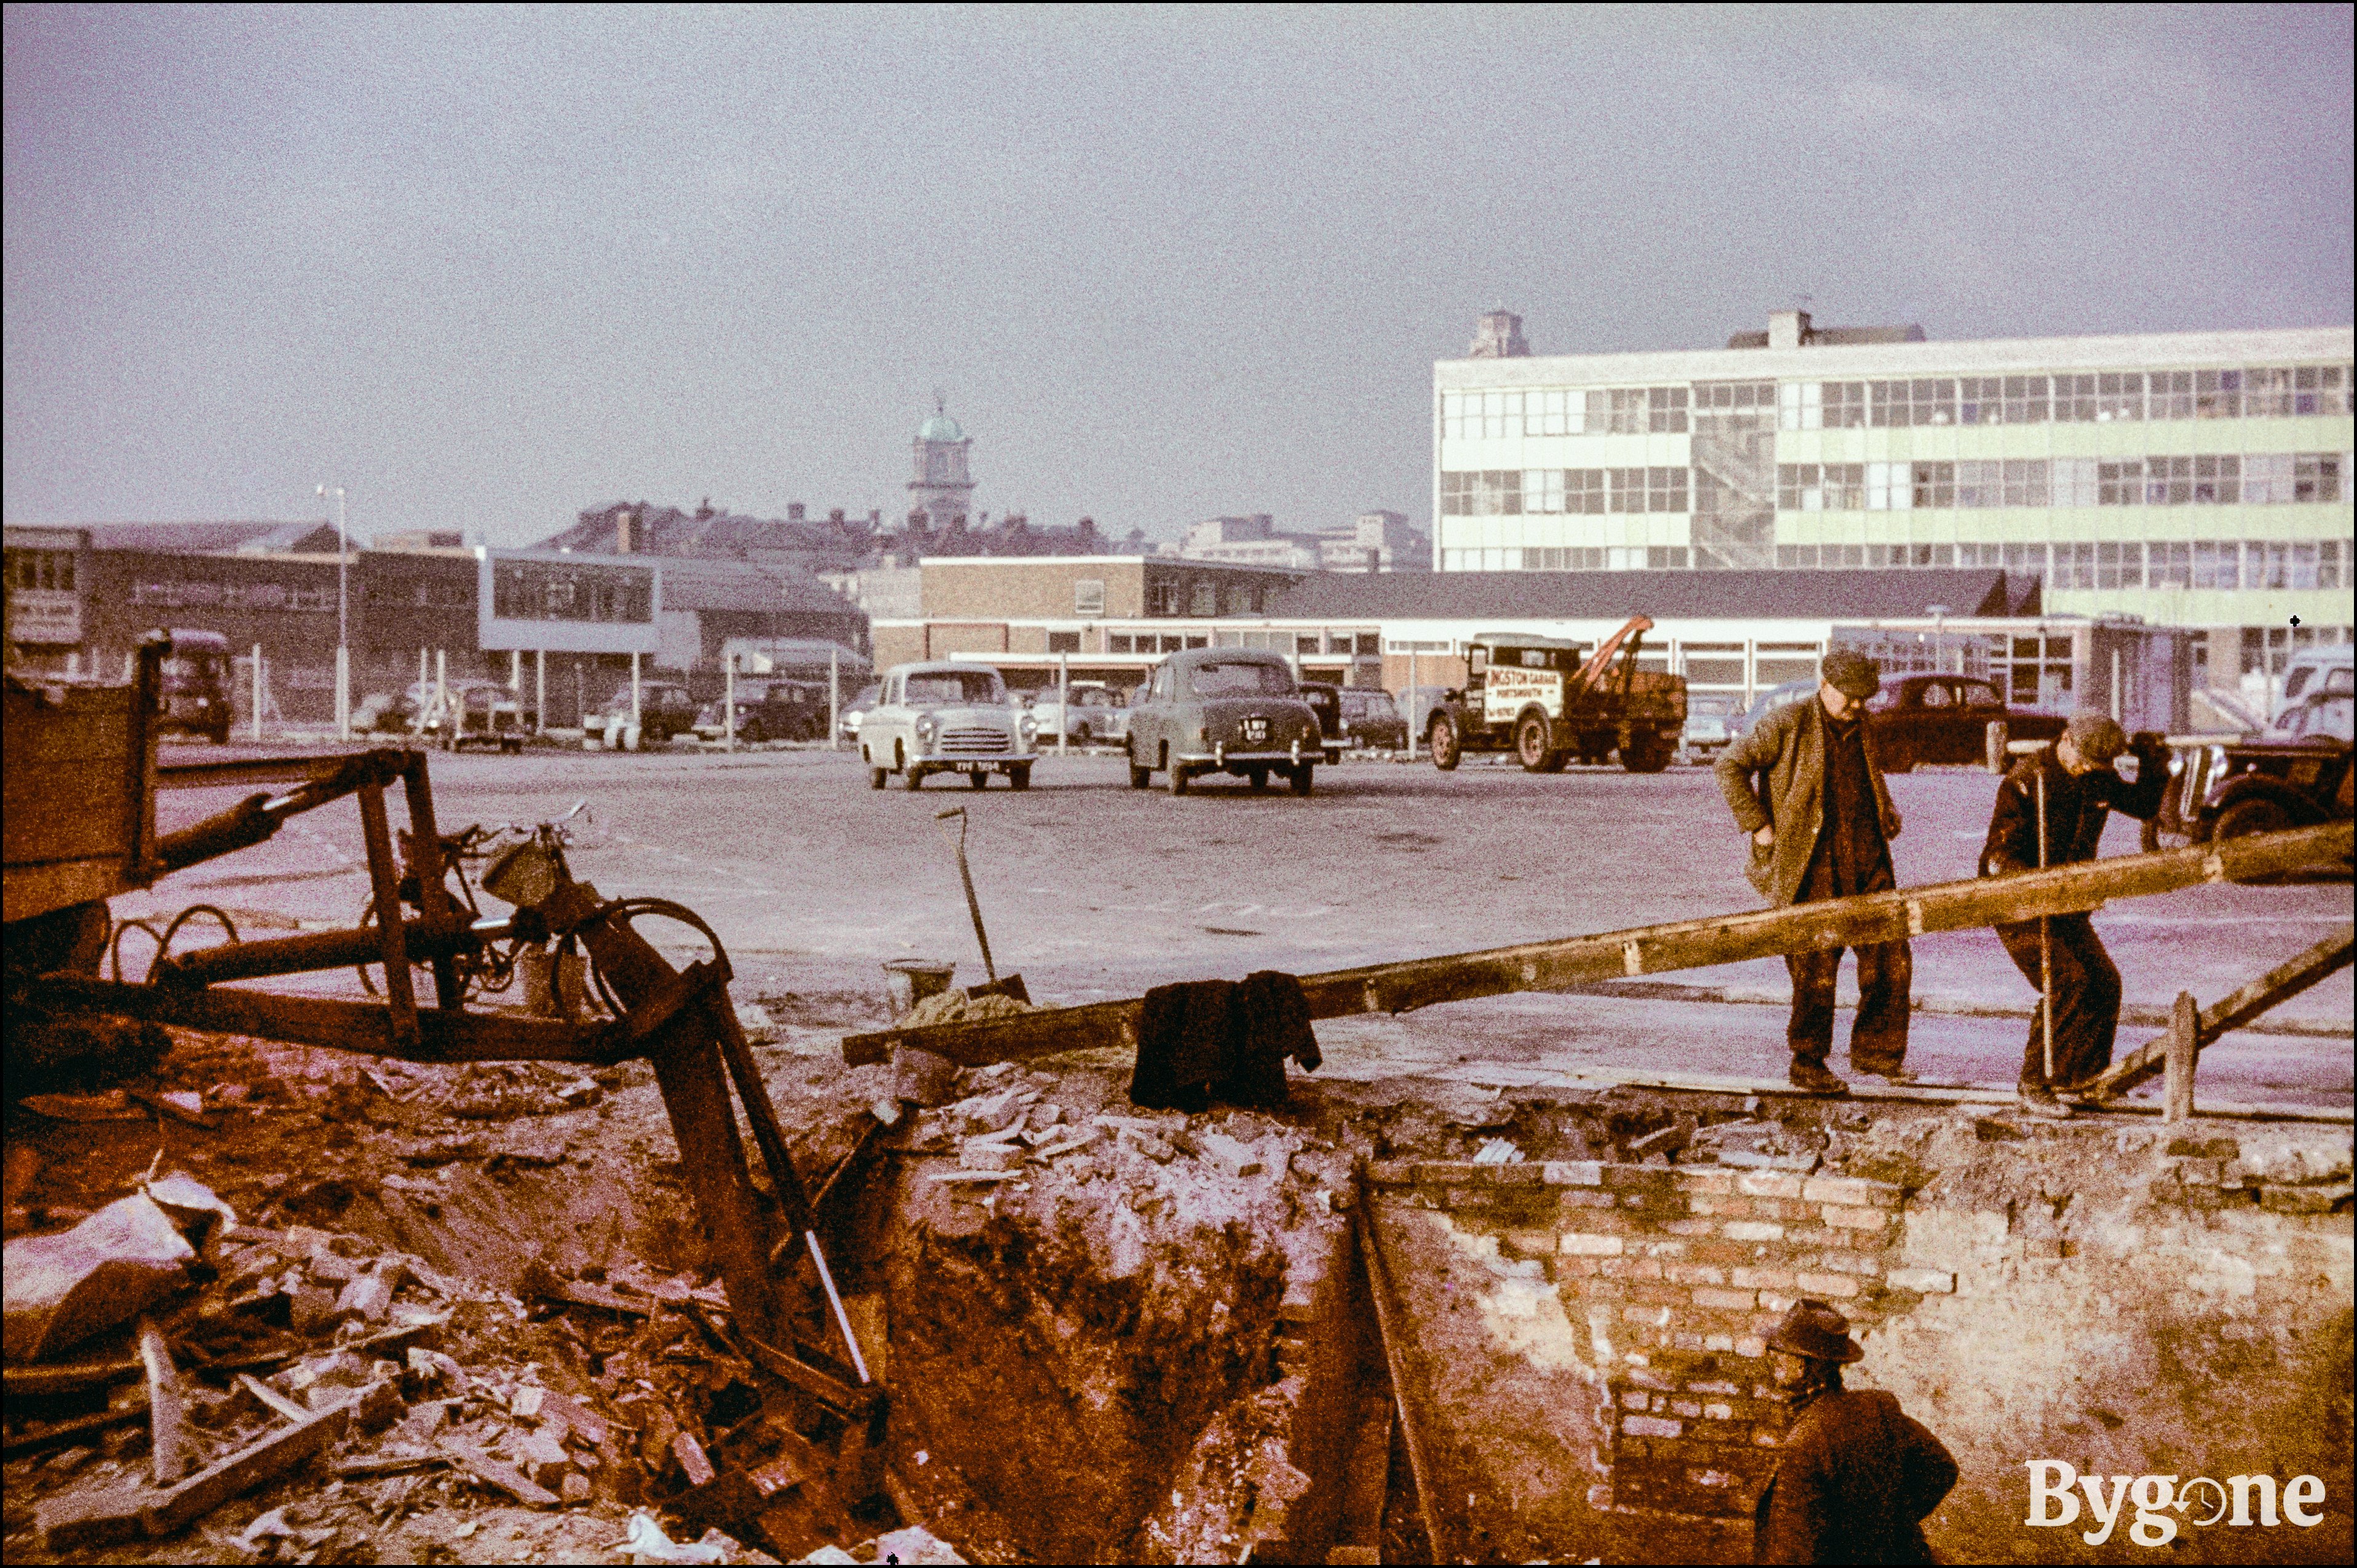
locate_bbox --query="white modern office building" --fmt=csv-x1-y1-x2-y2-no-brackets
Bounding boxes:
1434,311,2353,693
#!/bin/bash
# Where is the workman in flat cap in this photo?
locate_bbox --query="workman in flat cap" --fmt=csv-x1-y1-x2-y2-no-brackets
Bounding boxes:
1753,1299,1957,1565
1716,650,1909,1094
1982,712,2170,1116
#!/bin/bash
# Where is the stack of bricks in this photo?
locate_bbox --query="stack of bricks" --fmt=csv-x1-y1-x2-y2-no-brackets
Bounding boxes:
1367,1157,1950,1524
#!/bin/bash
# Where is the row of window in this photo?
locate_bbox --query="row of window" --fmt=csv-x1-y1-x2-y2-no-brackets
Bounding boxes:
129,581,332,611
1771,538,2345,591
1441,365,2351,441
1776,453,2344,511
489,561,653,624
1093,629,1383,656
1442,468,1691,515
1442,547,1694,571
1143,581,1278,616
4,549,76,592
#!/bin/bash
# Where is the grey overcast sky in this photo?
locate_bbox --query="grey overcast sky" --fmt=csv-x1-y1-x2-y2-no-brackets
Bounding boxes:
5,4,2351,546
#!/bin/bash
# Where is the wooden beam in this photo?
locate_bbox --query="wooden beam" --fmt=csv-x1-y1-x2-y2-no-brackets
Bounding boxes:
841,822,2353,1068
2083,924,2353,1104
29,976,624,1064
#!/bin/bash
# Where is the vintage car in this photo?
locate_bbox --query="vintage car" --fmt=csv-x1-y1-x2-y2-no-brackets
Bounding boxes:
1681,692,1741,760
861,662,1037,790
584,682,699,750
413,680,528,753
1022,685,1131,745
1124,647,1327,796
837,682,883,744
1292,683,1355,763
1337,686,1409,751
693,680,829,744
2145,690,2356,853
1862,673,2065,772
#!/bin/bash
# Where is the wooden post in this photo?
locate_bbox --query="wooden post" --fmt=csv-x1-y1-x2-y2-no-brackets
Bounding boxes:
1407,648,1418,760
1059,652,1070,756
535,649,546,734
725,652,737,751
829,647,840,750
2086,925,2350,1100
2163,990,2198,1121
630,650,642,745
2036,764,2053,1084
250,643,264,742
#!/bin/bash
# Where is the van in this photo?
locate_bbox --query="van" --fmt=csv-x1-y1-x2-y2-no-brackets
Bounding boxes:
2276,645,2354,722
159,629,233,743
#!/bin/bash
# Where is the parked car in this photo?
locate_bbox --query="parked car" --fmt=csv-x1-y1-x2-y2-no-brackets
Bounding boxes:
1425,621,1686,773
1295,683,1351,766
1124,647,1327,796
860,662,1037,790
1864,674,2065,772
157,629,233,743
837,683,883,744
1681,693,1741,760
2147,671,2356,853
419,682,527,753
1336,686,1408,751
1727,679,1816,746
2274,645,2354,723
693,681,829,744
1022,685,1131,745
584,682,698,749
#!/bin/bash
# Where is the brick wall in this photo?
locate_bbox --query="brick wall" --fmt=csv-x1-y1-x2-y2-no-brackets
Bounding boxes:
1367,1122,2354,1564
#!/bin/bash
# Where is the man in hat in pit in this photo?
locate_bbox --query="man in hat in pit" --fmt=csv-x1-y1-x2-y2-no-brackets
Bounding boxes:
1716,650,1910,1094
1753,1299,1957,1565
1981,711,2171,1116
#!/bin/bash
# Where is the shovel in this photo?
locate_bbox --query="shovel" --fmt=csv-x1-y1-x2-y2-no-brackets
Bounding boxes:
932,806,1029,1005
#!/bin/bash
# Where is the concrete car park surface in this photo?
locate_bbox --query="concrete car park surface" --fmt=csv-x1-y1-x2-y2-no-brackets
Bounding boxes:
129,742,2353,1109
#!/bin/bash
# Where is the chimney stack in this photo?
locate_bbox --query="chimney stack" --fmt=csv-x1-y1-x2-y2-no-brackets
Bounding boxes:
1468,309,1530,359
1768,309,1812,351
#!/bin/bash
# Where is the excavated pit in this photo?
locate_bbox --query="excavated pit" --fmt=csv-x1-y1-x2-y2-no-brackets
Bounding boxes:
6,1019,2350,1566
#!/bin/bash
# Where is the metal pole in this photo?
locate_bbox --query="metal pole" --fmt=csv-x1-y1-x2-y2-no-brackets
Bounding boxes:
435,649,448,736
2111,647,2123,722
535,649,545,735
2036,762,2054,1085
320,485,349,741
933,806,996,984
511,648,522,693
1059,651,1070,756
725,651,737,752
630,650,642,746
829,647,840,750
1407,647,1418,760
251,643,264,741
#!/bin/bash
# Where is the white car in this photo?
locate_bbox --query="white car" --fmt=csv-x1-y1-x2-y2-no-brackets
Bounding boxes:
1022,685,1131,745
861,663,1038,790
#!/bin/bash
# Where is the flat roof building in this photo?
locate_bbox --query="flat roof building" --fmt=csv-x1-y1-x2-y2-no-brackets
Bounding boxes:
1434,312,2352,704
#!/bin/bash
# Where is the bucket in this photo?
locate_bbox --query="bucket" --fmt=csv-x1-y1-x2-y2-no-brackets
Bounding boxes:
881,958,956,1020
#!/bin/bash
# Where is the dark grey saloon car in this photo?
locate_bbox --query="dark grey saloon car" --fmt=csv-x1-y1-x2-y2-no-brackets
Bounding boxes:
1123,647,1328,796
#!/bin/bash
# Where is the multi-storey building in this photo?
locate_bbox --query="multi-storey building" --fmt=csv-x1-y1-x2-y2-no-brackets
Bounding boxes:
1434,312,2352,696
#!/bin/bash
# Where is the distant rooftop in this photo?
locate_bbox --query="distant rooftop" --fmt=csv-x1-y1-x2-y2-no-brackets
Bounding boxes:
1727,309,1926,350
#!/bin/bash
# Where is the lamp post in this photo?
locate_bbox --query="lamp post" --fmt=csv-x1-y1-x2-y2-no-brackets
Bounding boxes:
317,484,349,740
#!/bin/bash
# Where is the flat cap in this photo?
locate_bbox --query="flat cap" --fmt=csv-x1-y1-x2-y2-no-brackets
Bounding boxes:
1819,650,1882,699
2065,712,2129,765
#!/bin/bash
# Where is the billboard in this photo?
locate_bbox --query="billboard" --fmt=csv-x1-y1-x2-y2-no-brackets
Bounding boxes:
477,550,661,655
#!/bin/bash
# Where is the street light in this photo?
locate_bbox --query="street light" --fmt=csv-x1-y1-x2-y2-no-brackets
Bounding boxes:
317,484,349,740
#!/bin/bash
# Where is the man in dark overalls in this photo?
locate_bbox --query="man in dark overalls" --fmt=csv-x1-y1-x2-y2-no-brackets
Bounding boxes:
1717,650,1909,1094
1982,713,2169,1116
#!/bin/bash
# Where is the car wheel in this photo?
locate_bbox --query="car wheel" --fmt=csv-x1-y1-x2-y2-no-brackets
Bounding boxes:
1516,712,1558,773
1009,764,1032,791
1428,715,1461,771
2139,818,2192,853
1620,739,1672,774
1246,766,1269,791
1289,764,1314,797
1127,744,1151,790
2214,797,2294,842
1167,762,1191,796
903,766,927,790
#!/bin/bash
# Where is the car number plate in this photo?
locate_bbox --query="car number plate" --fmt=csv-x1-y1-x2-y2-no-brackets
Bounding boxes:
956,762,985,773
1244,716,1269,742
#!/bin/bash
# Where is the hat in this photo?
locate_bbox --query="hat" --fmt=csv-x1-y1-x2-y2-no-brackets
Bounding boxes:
1820,650,1882,699
1767,1298,1864,1364
2065,712,2129,765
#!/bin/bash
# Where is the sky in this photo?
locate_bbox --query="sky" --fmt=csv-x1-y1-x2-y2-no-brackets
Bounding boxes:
5,4,2351,547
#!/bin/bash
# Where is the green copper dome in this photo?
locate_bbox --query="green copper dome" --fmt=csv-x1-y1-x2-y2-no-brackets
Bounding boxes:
919,412,965,442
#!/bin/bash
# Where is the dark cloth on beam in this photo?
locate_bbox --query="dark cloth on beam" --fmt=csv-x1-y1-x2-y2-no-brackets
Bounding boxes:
1130,971,1320,1112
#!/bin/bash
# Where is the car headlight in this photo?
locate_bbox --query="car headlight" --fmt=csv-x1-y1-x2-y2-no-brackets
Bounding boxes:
1019,714,1039,738
915,714,937,742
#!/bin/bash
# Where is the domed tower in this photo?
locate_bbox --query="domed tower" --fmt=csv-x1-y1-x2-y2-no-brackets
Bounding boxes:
907,396,975,529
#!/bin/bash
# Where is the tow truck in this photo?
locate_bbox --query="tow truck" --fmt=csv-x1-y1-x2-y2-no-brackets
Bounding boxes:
1425,616,1687,773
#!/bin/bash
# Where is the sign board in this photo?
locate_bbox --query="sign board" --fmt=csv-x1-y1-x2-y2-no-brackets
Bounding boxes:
6,589,82,645
477,550,661,655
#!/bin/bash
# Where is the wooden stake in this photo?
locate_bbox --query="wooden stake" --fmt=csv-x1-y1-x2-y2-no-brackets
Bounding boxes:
135,1320,186,1486
2163,990,2198,1123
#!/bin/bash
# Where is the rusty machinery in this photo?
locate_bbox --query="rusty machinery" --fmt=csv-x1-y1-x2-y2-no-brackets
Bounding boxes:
4,642,884,1497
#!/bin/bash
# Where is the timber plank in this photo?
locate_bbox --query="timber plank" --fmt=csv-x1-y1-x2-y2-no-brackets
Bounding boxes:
841,823,2352,1067
2085,924,2354,1102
